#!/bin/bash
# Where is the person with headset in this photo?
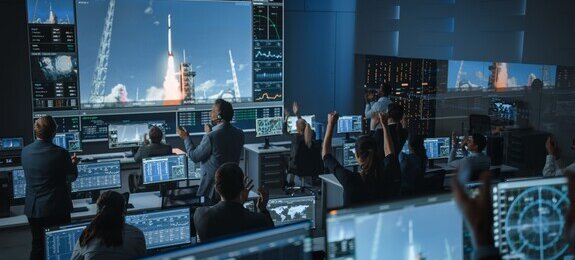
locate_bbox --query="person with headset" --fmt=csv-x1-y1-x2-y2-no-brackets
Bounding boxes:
177,99,245,203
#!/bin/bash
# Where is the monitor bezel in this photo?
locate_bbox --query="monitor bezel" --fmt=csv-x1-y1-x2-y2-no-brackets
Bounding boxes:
125,207,193,251
267,194,317,229
424,136,451,160
0,137,24,151
255,117,284,138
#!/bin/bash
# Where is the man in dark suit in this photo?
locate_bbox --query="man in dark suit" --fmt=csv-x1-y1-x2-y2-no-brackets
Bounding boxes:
193,163,273,242
134,126,173,162
177,99,245,201
22,116,79,260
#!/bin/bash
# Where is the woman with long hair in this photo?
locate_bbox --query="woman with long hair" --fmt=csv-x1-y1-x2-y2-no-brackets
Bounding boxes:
399,134,428,195
322,112,396,206
72,191,146,260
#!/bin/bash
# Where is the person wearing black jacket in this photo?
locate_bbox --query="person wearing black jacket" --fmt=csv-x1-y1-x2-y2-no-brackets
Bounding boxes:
322,112,396,206
193,163,274,242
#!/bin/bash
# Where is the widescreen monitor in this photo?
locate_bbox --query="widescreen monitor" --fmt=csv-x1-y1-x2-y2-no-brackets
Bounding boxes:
423,137,451,159
255,117,283,137
142,154,187,184
71,160,121,193
326,194,463,260
108,122,166,149
53,132,82,152
45,223,88,260
342,142,358,167
286,115,316,134
125,208,192,250
11,168,26,200
493,177,571,259
143,222,313,260
336,115,362,134
26,0,284,136
0,137,24,151
267,195,316,228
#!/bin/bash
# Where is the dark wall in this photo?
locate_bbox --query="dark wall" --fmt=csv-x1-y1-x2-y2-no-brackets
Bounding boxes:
0,0,33,143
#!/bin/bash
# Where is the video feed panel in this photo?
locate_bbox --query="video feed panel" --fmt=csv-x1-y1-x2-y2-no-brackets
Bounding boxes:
423,137,450,159
53,132,82,152
326,195,463,260
493,177,570,259
125,208,191,250
336,116,362,134
267,195,316,228
72,160,121,192
81,112,176,140
0,138,24,151
177,107,282,133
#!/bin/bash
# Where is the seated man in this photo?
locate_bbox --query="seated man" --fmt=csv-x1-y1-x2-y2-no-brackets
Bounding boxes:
448,132,491,184
134,126,172,162
543,136,575,176
193,163,274,242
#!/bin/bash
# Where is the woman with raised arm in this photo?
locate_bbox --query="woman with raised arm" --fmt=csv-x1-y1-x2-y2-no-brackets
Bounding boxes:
322,112,396,206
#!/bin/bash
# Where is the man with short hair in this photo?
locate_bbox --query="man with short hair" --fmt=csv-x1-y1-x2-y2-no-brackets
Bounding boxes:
193,163,273,242
134,126,172,162
177,99,245,200
448,132,491,184
22,116,79,259
365,83,392,130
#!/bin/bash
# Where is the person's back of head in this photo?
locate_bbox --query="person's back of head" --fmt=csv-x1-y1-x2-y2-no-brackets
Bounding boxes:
355,135,383,179
34,116,57,141
215,98,234,122
215,163,244,201
80,191,126,248
148,126,163,144
471,133,487,153
380,83,392,97
387,103,404,123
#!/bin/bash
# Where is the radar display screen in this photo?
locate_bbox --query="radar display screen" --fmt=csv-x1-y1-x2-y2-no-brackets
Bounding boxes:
493,177,570,259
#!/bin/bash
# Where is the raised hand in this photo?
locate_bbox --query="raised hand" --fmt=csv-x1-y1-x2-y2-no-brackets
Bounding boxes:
71,153,79,166
177,126,189,140
327,111,339,126
256,186,269,212
204,124,212,134
292,101,300,115
240,175,254,204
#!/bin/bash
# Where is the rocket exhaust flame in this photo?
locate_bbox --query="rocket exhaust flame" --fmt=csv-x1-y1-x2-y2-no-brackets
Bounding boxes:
163,14,181,105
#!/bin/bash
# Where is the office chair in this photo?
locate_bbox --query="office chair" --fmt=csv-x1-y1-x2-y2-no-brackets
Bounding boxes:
284,140,323,196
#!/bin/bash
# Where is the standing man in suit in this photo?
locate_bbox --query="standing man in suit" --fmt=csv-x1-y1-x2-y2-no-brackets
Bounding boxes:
22,116,79,260
193,163,273,242
134,126,173,162
177,99,245,202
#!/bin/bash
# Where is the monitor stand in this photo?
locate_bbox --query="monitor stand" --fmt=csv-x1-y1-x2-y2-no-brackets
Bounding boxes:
344,133,356,142
259,137,272,150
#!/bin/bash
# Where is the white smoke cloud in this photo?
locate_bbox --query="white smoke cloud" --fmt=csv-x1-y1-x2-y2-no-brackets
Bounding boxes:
198,80,216,91
104,84,129,103
144,0,154,14
145,86,164,101
507,77,518,87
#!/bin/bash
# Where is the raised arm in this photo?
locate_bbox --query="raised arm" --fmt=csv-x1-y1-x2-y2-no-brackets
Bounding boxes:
379,112,394,156
322,112,339,159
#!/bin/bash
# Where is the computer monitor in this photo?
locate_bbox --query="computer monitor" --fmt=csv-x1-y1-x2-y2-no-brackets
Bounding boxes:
187,157,202,180
0,137,23,151
267,195,316,228
286,115,316,134
243,200,255,211
11,168,26,200
326,194,463,259
108,122,167,149
125,208,191,250
71,160,122,193
53,132,82,152
342,142,358,167
423,137,451,159
142,154,187,185
336,115,362,134
143,222,313,260
255,117,283,149
45,223,88,260
492,177,571,259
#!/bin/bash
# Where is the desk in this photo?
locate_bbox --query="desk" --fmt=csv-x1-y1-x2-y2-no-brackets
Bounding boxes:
435,162,519,174
78,148,185,165
244,142,291,189
0,191,162,230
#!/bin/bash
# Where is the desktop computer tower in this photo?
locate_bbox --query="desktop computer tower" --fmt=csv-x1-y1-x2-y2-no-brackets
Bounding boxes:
0,173,10,218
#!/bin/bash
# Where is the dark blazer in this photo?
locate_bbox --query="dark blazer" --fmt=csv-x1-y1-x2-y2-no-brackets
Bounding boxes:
21,140,78,218
194,201,274,242
134,143,173,162
184,122,245,199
